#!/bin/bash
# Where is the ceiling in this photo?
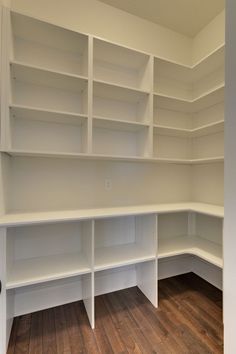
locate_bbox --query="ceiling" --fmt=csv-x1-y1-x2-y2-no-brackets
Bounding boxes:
98,0,225,37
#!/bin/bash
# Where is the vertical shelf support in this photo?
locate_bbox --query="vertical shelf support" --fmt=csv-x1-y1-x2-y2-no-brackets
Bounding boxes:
136,213,158,307
81,219,95,329
87,35,93,154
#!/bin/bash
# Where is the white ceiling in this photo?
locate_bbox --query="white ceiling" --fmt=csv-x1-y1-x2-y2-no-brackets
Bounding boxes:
98,0,225,37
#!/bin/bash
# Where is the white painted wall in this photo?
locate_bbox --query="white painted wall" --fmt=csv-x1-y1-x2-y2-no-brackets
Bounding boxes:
6,157,191,212
192,10,225,64
10,0,192,65
224,0,236,353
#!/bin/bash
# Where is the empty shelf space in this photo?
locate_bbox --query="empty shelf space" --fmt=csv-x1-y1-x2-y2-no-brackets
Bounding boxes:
95,244,155,271
94,214,157,271
93,81,150,124
93,38,151,91
153,125,190,137
7,252,91,289
154,85,224,113
154,47,224,102
11,12,88,76
10,61,88,90
10,62,88,114
153,121,224,137
154,46,224,83
10,105,88,125
93,116,149,131
9,106,88,153
93,80,150,100
191,121,224,137
92,126,149,157
158,235,222,268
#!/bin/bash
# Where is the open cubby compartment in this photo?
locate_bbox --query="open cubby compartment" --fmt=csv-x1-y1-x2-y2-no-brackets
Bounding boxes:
153,129,191,159
154,48,224,100
154,107,192,129
94,214,157,271
192,131,224,159
93,81,150,123
92,117,150,157
10,62,88,114
158,212,223,268
8,106,88,153
3,273,94,348
10,11,88,77
192,102,224,130
6,220,93,289
93,38,151,91
94,260,157,307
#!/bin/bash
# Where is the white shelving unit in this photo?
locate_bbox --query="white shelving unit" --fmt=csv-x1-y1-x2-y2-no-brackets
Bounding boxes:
0,8,224,353
0,10,224,163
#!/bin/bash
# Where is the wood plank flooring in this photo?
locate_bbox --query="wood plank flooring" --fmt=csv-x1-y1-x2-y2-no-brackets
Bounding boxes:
7,273,223,354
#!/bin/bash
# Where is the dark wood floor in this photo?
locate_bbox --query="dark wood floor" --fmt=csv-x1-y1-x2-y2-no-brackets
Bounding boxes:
7,273,223,354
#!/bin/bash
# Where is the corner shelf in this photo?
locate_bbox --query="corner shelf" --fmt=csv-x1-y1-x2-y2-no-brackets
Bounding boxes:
154,85,224,113
158,235,222,268
154,120,224,138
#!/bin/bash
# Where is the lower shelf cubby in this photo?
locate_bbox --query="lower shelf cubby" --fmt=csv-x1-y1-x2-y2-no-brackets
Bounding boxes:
6,220,93,289
94,214,157,271
158,212,223,268
95,260,157,307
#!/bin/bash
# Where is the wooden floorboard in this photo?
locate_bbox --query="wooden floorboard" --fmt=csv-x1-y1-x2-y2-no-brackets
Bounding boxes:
7,273,223,354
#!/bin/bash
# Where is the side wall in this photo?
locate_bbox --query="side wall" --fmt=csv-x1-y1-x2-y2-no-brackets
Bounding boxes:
192,10,225,64
224,0,236,352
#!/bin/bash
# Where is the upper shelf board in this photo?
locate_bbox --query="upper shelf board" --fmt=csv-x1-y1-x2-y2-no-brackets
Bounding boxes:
10,105,88,126
11,61,88,92
0,202,224,227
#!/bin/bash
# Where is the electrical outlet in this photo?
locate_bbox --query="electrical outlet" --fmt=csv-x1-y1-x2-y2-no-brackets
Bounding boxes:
105,179,112,191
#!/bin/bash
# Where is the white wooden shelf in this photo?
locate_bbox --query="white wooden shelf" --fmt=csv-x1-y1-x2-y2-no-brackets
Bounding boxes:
159,235,222,268
93,78,150,95
154,85,224,113
95,244,155,271
3,150,224,165
0,202,224,227
154,121,224,138
93,116,149,131
7,252,91,289
93,80,150,102
11,61,88,91
10,104,88,125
